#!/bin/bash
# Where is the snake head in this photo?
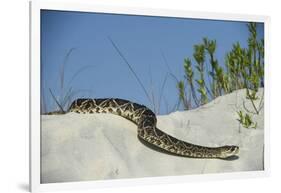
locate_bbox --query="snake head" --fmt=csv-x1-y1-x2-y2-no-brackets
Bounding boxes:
219,145,239,159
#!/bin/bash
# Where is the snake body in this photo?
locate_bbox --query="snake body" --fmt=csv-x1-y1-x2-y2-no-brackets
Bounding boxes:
64,98,239,159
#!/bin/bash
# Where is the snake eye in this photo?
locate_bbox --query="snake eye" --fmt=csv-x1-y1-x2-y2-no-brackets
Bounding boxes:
230,146,239,154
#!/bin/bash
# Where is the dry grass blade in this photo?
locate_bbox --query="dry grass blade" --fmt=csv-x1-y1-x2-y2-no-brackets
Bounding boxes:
48,88,65,113
161,51,180,83
148,64,157,113
60,47,76,90
66,65,96,88
63,89,94,109
108,36,152,105
157,73,168,114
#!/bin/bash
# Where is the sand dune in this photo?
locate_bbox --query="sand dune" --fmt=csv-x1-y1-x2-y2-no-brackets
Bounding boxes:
41,89,264,183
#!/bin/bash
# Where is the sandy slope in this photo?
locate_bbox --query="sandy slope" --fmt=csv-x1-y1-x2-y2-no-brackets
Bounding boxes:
41,89,264,183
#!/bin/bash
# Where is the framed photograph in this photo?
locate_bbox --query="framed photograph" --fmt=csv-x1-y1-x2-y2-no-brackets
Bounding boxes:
30,0,270,192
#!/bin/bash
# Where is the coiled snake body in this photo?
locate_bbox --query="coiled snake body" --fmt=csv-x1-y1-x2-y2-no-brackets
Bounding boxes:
51,98,239,159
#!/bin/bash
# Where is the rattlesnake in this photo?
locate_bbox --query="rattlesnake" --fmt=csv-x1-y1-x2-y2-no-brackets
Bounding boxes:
48,98,239,159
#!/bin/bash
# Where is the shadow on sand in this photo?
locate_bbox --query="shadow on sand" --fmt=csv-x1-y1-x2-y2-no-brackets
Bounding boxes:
138,136,239,161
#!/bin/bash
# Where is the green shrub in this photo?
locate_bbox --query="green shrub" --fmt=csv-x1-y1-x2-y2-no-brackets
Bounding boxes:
177,22,264,112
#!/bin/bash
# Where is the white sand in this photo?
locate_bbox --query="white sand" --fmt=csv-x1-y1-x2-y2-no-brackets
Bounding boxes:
41,89,264,183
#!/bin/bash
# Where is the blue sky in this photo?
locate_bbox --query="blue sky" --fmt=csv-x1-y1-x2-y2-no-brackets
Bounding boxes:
41,10,264,114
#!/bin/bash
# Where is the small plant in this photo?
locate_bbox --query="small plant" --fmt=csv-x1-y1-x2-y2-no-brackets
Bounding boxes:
177,80,191,110
203,38,220,97
183,58,199,106
194,44,209,105
236,110,257,129
243,87,263,115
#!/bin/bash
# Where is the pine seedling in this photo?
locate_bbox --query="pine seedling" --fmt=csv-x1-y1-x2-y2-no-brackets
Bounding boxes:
177,80,190,110
203,38,219,97
193,44,208,105
257,40,264,86
236,110,257,129
183,58,199,107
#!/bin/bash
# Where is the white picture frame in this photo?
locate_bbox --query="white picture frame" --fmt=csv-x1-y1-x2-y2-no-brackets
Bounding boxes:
30,0,270,192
